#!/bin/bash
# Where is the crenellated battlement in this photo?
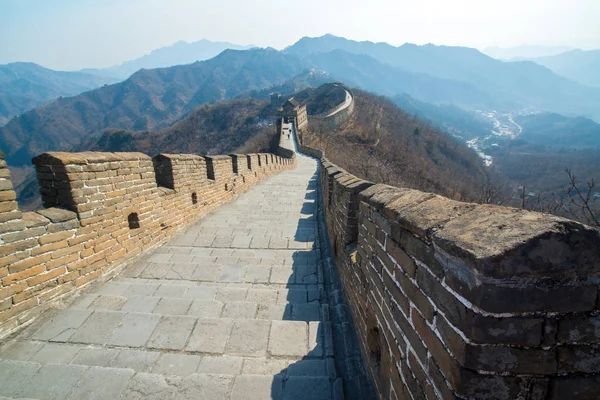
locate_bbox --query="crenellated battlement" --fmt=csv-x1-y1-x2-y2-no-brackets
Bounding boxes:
0,149,296,338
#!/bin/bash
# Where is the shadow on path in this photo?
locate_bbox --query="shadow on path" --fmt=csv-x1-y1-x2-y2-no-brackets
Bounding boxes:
270,162,374,399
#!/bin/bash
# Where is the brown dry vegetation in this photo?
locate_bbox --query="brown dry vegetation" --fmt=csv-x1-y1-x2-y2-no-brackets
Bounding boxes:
302,90,490,202
85,99,275,156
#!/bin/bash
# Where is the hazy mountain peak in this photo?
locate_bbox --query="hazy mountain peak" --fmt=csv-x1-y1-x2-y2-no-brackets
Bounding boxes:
483,45,576,60
522,48,600,87
81,39,255,80
0,62,117,125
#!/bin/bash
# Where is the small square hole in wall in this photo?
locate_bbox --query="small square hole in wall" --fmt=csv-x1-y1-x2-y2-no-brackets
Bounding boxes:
192,192,198,205
128,213,140,229
367,326,382,375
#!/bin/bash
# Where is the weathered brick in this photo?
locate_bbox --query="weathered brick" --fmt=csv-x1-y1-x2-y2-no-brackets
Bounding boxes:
0,210,22,223
46,253,80,270
0,281,28,301
0,220,26,234
0,297,11,312
399,356,427,399
444,266,597,314
26,266,67,287
39,231,74,245
0,200,18,213
68,233,97,246
38,282,75,303
31,240,69,256
47,220,80,233
558,344,600,373
0,191,16,201
0,179,14,191
395,267,434,321
2,265,46,286
398,228,444,278
384,294,427,364
0,298,37,323
7,254,52,274
386,239,416,277
75,269,102,287
411,308,459,388
557,315,600,344
1,227,46,243
22,212,49,228
0,253,28,269
12,281,56,304
50,243,84,260
436,313,557,375
58,271,79,284
416,266,543,346
382,268,410,317
94,239,117,253
548,375,600,400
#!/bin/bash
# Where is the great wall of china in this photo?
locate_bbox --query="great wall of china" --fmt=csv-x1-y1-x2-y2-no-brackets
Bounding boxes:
0,150,296,337
0,91,599,399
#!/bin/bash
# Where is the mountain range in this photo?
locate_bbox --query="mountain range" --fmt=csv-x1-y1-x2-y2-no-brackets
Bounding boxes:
518,49,600,88
284,35,600,119
482,45,575,60
2,34,600,169
0,48,305,166
0,62,118,126
516,112,600,148
81,39,255,80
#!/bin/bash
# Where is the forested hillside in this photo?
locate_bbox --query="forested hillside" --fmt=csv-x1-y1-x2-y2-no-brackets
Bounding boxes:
0,62,117,125
84,99,273,155
302,90,490,201
0,49,304,165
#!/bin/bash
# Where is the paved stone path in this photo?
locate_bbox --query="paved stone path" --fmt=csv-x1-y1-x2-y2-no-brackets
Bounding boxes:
0,153,354,399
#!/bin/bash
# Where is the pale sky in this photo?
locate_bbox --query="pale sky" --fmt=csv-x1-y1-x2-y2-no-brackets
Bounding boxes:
1,0,599,70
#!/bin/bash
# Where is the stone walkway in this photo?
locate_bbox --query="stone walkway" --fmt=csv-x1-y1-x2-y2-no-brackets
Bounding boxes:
0,153,353,399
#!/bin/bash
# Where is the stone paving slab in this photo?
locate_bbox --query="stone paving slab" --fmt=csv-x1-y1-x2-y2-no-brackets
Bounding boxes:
0,153,347,400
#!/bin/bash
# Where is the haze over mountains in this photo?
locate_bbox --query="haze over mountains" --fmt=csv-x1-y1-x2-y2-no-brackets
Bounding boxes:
2,34,600,168
82,39,255,80
482,45,575,60
2,33,600,215
285,35,600,119
0,40,258,128
0,62,117,125
519,49,600,88
0,48,306,165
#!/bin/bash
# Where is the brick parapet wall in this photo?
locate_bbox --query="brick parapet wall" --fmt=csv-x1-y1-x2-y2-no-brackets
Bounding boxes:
0,149,296,338
307,87,355,132
302,146,600,400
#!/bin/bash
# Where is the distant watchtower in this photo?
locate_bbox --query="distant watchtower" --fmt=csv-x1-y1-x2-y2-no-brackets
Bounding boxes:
270,93,282,108
277,97,308,130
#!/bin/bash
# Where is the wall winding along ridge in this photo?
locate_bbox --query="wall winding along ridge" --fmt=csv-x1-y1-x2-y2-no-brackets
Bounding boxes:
307,88,355,132
0,148,295,338
300,145,600,400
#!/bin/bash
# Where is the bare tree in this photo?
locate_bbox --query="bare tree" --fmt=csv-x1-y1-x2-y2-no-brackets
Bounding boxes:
516,169,600,228
477,177,510,205
561,169,599,227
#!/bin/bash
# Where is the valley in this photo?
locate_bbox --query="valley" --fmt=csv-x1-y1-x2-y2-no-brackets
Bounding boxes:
465,109,526,166
1,34,598,226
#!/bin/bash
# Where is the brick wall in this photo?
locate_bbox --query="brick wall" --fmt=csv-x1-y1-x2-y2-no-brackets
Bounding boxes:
0,149,295,338
307,88,355,132
310,151,600,400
